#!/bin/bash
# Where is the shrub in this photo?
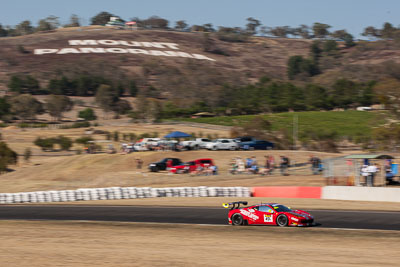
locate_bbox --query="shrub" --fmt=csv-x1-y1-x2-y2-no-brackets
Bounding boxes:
75,136,94,145
78,108,97,121
0,142,18,173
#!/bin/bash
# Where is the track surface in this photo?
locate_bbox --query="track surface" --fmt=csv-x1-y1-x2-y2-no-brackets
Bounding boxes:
0,205,399,230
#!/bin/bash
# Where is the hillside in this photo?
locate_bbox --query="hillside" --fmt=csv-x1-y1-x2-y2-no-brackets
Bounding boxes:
2,26,400,96
0,26,309,92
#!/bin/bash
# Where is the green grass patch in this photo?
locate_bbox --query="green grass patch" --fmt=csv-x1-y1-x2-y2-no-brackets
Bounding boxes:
172,110,386,138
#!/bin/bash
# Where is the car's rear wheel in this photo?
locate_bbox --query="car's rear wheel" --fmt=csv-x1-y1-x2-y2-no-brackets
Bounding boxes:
212,146,218,151
276,214,288,227
231,213,244,226
150,166,159,172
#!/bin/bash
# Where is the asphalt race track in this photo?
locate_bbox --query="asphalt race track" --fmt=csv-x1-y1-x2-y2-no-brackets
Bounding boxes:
0,205,399,231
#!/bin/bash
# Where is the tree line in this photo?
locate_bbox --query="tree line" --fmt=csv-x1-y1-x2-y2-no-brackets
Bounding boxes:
2,11,400,43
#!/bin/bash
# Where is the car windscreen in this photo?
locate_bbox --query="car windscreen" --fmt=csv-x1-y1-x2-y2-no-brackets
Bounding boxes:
271,204,292,212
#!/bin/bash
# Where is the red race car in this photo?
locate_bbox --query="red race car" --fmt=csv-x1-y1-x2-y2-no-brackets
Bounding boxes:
170,158,214,174
223,201,314,227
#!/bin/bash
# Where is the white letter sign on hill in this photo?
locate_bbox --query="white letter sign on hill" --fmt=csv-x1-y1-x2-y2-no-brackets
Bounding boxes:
34,39,216,61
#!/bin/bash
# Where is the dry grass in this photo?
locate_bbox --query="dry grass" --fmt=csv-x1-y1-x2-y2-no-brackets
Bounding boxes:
0,148,336,193
0,220,398,267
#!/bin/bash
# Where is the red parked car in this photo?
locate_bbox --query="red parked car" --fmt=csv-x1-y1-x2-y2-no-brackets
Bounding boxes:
223,201,314,227
170,158,214,174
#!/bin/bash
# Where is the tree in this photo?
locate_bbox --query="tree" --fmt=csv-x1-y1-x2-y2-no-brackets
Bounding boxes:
331,29,355,47
362,26,381,39
0,142,18,173
57,135,73,151
45,95,74,121
0,24,8,37
112,99,132,115
15,20,34,35
295,25,311,39
129,80,138,97
78,108,97,121
381,22,397,39
37,16,59,31
312,22,331,38
34,137,56,151
323,40,339,52
95,84,118,115
175,20,188,31
64,14,81,27
8,75,42,94
90,11,114,25
10,94,44,121
268,26,290,38
245,17,261,35
0,97,10,120
310,41,322,62
143,16,169,29
287,56,319,79
203,23,215,32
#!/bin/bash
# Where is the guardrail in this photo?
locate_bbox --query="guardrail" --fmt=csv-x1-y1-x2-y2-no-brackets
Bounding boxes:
0,186,251,204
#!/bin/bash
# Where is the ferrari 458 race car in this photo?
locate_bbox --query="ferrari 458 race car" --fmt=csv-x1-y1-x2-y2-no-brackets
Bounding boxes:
223,201,314,227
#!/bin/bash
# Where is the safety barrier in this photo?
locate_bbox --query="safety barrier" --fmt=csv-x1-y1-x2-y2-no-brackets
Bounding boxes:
252,186,322,199
322,186,400,202
0,186,251,204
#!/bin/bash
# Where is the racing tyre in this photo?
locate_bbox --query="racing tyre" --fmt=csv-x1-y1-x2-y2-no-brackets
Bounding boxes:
229,146,236,151
212,146,218,151
231,213,244,226
276,214,288,227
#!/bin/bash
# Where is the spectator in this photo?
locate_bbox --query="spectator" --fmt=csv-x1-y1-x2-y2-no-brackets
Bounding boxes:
280,155,290,176
366,163,379,187
245,157,253,169
136,158,143,169
361,165,369,186
309,155,321,175
210,164,218,175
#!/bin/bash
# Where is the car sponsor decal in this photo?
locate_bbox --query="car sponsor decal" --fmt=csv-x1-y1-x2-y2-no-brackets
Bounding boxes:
291,217,299,222
240,209,259,221
264,214,273,223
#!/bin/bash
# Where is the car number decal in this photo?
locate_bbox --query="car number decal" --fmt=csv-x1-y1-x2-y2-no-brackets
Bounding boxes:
264,214,273,222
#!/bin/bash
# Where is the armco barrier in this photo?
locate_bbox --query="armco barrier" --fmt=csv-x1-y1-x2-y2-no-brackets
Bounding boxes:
252,186,322,199
322,186,400,202
0,186,251,204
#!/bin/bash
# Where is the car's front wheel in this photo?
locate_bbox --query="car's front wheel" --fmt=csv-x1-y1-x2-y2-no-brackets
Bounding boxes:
276,214,288,227
231,213,244,226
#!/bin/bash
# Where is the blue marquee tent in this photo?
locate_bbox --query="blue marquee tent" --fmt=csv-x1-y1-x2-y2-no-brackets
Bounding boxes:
164,131,192,138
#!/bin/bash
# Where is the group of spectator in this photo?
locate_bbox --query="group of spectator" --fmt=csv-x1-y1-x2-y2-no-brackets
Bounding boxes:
230,155,292,176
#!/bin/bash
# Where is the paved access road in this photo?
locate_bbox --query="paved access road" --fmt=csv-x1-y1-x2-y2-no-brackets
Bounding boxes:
0,205,399,231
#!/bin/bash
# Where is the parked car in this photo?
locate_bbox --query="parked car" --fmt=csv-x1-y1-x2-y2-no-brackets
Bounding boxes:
180,138,212,150
234,136,256,143
223,201,314,227
148,158,183,172
239,140,274,150
170,158,214,173
205,139,239,151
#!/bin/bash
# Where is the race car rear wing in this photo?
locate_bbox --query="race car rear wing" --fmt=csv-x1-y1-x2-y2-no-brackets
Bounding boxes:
222,201,248,210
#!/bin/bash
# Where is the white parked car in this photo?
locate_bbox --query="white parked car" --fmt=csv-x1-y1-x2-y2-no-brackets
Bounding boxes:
181,138,212,150
205,139,239,151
